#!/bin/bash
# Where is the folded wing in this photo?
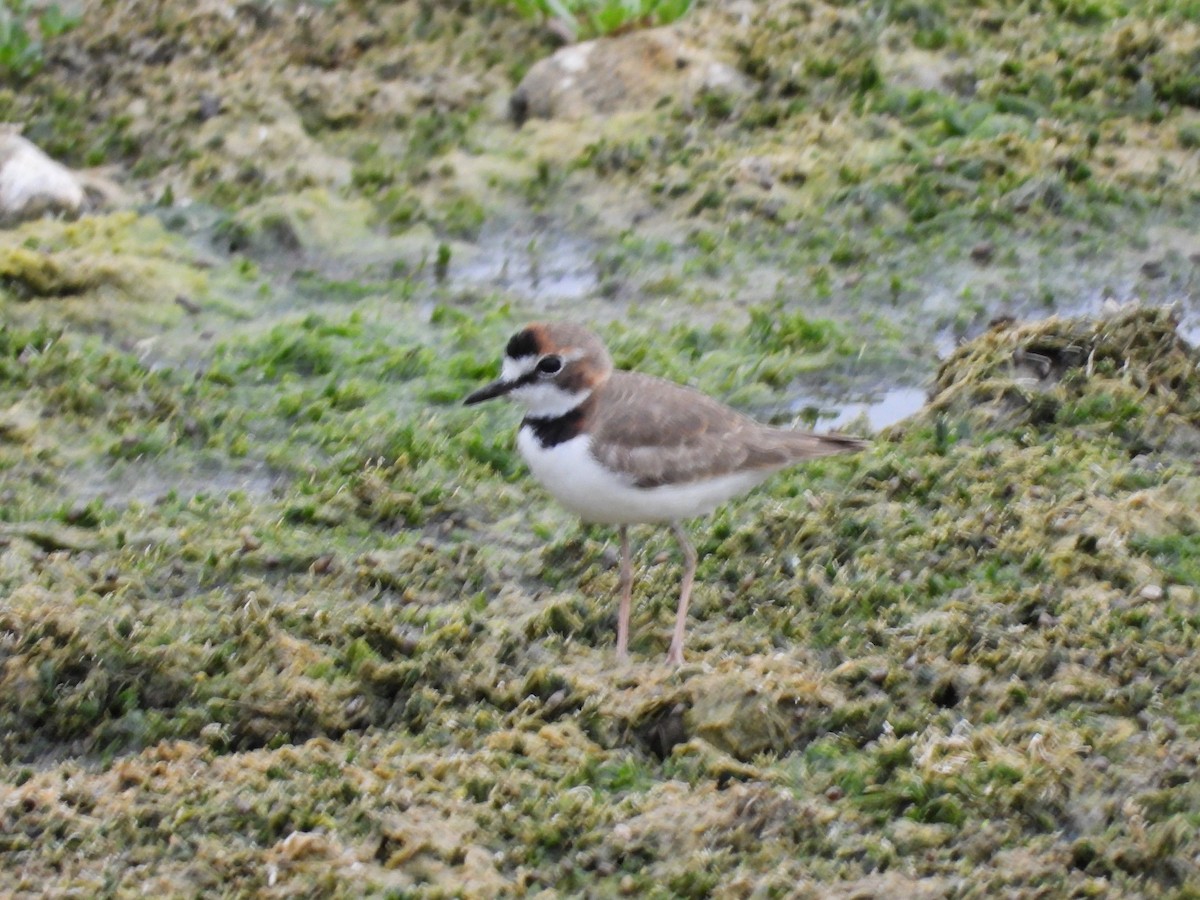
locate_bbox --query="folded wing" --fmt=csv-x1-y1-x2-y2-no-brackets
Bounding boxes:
588,371,867,489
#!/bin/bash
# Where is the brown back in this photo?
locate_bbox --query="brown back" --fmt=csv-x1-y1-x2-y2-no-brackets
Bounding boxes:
587,371,867,488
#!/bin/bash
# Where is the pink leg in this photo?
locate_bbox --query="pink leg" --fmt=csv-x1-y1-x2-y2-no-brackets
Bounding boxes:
616,525,632,659
665,522,696,666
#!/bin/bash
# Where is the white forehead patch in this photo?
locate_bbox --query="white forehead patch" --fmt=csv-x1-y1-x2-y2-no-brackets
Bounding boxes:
501,355,536,382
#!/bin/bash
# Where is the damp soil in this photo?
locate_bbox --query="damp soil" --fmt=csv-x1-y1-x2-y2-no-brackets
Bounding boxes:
1,1,1199,896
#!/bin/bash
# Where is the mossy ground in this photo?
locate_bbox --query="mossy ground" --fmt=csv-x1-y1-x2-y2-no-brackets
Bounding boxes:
2,1,1199,897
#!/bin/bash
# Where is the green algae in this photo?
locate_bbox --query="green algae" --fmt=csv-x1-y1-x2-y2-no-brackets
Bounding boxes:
0,213,207,305
926,304,1200,449
1,0,1199,895
3,303,1199,894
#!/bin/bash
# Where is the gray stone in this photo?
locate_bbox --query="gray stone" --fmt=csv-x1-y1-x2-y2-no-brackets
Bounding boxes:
510,27,751,124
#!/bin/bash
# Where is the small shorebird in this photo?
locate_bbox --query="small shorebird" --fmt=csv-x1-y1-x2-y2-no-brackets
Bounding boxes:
464,322,867,665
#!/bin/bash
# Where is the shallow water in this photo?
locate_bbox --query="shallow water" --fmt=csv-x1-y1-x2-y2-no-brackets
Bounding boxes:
68,457,284,507
790,385,929,432
449,225,599,303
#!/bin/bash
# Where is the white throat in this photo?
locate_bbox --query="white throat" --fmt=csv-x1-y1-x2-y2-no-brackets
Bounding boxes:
512,383,592,418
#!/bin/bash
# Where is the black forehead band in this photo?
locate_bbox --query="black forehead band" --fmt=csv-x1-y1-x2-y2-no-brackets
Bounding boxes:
506,328,540,359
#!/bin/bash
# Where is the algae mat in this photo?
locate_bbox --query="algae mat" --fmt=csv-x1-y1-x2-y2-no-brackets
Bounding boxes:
3,0,1200,896
3,295,1198,894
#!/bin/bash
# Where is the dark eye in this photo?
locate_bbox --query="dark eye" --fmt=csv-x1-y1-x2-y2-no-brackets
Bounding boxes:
536,355,562,375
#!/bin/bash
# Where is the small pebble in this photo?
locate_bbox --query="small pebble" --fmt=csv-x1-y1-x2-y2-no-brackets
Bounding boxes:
239,527,262,552
970,241,994,264
197,93,223,121
1139,583,1163,602
65,501,91,524
1140,258,1166,279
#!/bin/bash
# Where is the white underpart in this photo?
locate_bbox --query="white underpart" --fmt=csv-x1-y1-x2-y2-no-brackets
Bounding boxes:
517,430,778,525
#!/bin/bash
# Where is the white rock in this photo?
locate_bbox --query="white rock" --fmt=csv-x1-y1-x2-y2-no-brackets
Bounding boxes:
0,131,86,225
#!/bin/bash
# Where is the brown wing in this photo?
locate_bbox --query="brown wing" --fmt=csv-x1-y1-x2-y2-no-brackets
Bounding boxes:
588,371,867,488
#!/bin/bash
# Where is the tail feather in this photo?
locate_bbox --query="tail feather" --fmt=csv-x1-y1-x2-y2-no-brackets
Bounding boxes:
776,429,869,461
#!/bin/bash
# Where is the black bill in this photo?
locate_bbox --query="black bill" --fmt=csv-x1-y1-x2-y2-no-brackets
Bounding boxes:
463,378,516,405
